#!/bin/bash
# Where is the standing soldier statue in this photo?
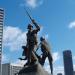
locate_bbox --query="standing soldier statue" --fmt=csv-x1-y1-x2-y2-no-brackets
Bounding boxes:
40,37,53,75
19,9,41,66
26,19,40,65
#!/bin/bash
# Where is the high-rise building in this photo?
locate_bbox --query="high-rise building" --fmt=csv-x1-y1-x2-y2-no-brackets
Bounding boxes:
73,71,75,75
57,73,62,75
2,63,23,75
63,50,73,75
0,8,4,75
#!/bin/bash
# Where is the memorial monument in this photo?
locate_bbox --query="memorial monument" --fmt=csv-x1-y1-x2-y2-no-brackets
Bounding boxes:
18,10,53,75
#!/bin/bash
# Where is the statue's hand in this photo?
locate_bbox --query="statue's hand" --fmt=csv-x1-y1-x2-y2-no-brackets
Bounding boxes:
18,58,22,60
32,19,35,24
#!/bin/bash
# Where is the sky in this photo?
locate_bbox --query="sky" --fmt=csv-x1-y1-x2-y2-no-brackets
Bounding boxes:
0,0,75,75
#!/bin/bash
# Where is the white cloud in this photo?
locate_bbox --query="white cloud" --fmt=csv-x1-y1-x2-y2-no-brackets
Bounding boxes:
2,54,9,63
44,64,50,73
53,52,60,63
2,54,6,62
21,0,43,8
3,26,27,51
68,21,75,29
11,59,27,66
54,66,64,75
44,64,64,75
73,56,75,60
26,0,37,8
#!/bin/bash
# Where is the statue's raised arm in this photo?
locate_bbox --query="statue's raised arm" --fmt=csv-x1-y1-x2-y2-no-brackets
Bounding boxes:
32,19,40,31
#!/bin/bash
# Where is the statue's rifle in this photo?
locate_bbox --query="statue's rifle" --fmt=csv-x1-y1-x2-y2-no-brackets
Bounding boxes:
25,8,34,23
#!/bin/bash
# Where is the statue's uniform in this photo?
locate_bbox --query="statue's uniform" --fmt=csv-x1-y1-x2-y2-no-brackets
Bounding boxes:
26,22,40,64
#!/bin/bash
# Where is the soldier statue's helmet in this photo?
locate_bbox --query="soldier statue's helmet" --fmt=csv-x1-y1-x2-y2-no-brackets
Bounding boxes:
27,24,33,29
40,37,45,41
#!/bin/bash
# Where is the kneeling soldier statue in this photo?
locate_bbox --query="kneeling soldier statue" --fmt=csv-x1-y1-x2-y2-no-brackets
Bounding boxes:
40,37,53,75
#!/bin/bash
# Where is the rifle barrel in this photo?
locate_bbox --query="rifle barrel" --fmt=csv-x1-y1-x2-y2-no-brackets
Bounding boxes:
25,8,33,21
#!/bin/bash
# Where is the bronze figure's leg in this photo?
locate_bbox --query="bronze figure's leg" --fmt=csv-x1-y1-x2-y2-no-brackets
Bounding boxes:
41,53,47,66
48,52,53,75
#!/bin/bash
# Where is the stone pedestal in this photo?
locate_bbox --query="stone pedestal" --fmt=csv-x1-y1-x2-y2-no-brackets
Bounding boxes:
18,63,50,75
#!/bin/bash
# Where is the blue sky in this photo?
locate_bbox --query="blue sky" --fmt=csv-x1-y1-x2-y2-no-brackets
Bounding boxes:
0,0,75,75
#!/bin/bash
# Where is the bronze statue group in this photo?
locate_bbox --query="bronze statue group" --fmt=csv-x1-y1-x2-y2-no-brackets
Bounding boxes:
19,19,53,75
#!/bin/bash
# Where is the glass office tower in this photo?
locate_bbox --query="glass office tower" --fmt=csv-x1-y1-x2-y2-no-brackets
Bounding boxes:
0,8,4,75
63,50,73,75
